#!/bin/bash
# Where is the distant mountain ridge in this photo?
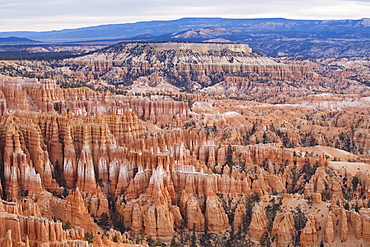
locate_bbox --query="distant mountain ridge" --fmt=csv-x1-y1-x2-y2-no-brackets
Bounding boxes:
1,17,370,57
124,26,370,57
1,18,370,41
0,36,43,44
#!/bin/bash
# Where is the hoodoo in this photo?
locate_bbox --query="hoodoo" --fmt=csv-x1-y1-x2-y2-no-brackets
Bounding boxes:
0,40,369,246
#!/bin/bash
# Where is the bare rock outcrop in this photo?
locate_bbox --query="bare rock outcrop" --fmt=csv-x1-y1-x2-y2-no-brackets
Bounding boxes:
248,204,268,241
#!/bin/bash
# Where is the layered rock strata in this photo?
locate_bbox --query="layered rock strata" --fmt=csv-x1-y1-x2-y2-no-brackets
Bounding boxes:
0,74,369,246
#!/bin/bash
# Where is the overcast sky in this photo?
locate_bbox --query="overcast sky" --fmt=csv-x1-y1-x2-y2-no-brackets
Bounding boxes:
0,0,370,32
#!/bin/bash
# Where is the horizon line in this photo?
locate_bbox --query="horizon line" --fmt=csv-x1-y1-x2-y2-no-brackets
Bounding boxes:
1,16,369,33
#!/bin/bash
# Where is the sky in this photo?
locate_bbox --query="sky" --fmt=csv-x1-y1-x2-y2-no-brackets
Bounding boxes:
0,0,370,32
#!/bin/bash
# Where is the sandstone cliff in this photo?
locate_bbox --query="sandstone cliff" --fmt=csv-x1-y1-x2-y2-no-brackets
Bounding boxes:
0,54,370,247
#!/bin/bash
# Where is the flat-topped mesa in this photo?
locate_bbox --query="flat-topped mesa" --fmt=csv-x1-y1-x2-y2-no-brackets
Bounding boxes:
129,41,253,53
62,41,331,94
75,41,258,68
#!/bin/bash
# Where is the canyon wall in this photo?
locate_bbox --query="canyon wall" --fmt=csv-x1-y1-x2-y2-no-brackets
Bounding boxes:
0,75,369,246
63,42,325,94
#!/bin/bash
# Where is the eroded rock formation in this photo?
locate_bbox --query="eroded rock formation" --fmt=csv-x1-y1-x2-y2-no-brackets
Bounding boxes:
0,44,370,246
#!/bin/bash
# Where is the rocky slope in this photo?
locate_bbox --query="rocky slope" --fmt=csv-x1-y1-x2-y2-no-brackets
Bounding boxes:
1,42,369,102
0,72,369,246
56,42,368,98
